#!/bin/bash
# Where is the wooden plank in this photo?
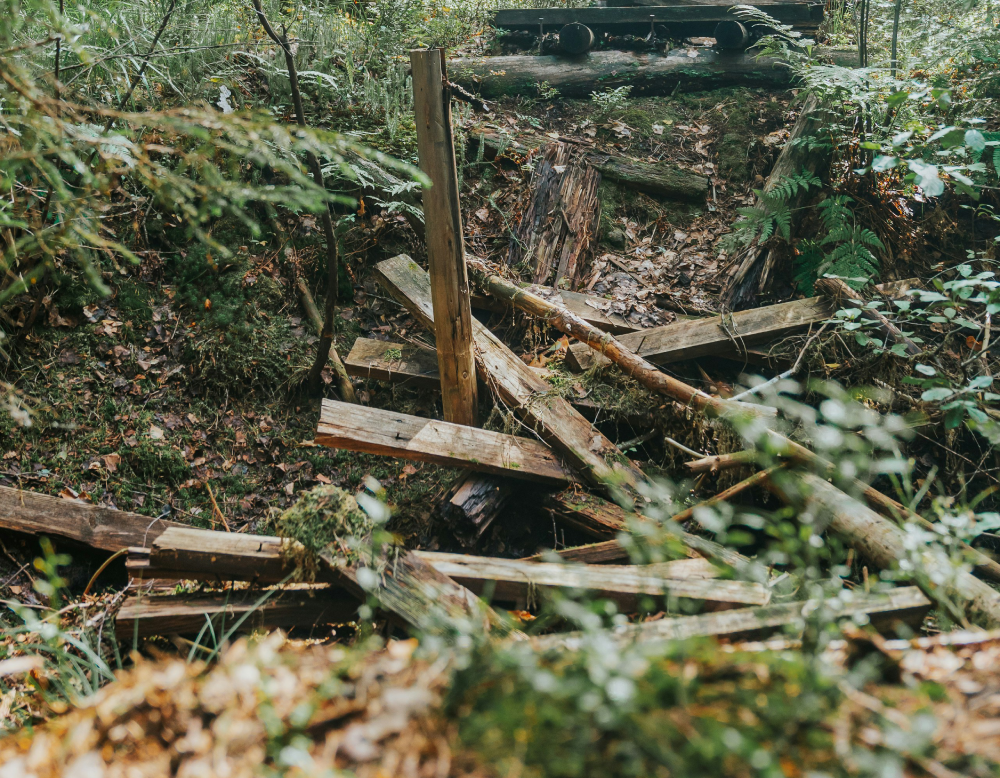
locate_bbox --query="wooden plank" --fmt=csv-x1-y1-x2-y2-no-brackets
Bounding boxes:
376,255,644,490
115,588,358,640
411,49,478,425
0,485,181,552
415,552,770,611
316,399,572,484
472,288,637,334
494,5,821,29
344,337,441,389
144,527,295,583
566,295,834,371
533,586,931,649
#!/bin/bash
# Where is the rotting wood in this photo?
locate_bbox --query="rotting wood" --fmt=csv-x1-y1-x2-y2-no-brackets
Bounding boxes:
565,293,836,371
316,399,572,484
141,527,298,584
448,48,857,99
417,552,768,611
439,473,515,545
472,131,708,203
508,142,602,290
722,95,832,310
411,48,479,426
296,277,358,403
115,588,357,640
533,586,932,649
376,255,645,491
771,473,1000,630
0,486,181,552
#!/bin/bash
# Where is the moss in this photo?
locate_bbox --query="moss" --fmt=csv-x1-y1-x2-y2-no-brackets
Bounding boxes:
277,485,374,579
618,107,654,136
125,442,190,486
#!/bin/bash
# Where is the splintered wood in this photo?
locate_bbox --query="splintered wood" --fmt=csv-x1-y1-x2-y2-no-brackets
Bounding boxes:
508,142,601,290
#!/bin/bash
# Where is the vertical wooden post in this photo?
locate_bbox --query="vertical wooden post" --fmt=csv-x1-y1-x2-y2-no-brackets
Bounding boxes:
410,48,478,426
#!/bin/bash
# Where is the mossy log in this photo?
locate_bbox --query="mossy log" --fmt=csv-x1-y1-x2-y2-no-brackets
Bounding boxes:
448,47,857,99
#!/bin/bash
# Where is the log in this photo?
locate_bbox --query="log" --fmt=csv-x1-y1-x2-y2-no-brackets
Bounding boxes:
494,4,822,30
722,95,832,309
508,142,601,290
439,473,514,545
773,473,1000,629
0,485,181,552
533,586,932,650
417,552,770,611
376,255,645,490
566,293,835,371
115,588,357,640
411,48,479,426
316,399,572,484
448,48,857,99
472,131,708,203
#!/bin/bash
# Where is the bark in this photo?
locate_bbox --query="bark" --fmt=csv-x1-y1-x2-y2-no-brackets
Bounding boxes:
439,473,515,546
448,48,857,99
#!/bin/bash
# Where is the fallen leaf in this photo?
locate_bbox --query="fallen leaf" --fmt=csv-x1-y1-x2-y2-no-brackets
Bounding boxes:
148,425,164,440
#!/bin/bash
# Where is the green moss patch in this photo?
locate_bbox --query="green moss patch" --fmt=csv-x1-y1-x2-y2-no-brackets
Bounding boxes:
277,485,375,579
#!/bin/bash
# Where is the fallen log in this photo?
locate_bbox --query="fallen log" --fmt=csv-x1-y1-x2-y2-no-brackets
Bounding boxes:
0,485,180,552
772,473,1000,630
448,48,857,99
115,587,357,640
721,95,832,309
472,130,709,203
533,586,931,649
316,399,572,484
376,255,645,490
418,552,770,611
509,141,601,290
439,473,514,545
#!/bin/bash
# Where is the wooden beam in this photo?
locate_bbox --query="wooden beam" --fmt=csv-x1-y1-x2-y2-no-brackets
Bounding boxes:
376,255,644,490
316,399,572,484
448,48,856,99
115,588,357,640
533,586,931,649
141,526,294,583
417,552,771,611
0,485,181,552
566,295,835,371
411,49,478,426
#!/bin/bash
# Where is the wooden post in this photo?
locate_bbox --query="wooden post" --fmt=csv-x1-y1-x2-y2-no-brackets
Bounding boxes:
410,48,478,426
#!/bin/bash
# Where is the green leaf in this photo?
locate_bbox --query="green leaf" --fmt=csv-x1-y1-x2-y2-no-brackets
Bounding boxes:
966,129,987,153
922,387,954,402
915,364,937,376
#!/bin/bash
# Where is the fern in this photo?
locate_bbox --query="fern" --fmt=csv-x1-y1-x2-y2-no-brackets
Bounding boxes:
793,196,883,293
727,170,821,249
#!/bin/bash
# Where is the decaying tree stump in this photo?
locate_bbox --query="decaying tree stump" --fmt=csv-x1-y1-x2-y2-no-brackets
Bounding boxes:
508,142,601,290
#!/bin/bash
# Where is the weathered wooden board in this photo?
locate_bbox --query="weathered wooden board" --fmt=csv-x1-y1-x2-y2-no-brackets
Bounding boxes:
0,485,181,552
115,588,357,640
316,399,572,484
376,255,644,490
566,295,834,371
534,586,932,649
344,338,442,389
418,551,769,610
140,526,295,583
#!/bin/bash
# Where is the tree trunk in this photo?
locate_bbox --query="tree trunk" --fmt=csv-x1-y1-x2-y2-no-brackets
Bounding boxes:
448,48,857,99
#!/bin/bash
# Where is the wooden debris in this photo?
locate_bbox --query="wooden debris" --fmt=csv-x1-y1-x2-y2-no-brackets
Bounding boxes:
448,48,857,99
772,473,1000,629
316,399,572,484
439,473,515,545
533,586,932,649
566,294,835,371
376,255,644,490
411,48,479,426
418,552,769,611
508,142,601,290
344,337,441,389
686,450,758,474
115,588,357,640
472,131,709,203
0,485,180,552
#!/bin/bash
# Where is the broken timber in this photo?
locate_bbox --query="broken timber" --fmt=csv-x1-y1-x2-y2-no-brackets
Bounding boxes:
533,586,932,649
0,485,180,552
116,588,356,640
439,473,514,545
448,48,857,99
316,398,572,484
472,131,709,203
418,552,770,610
376,255,644,490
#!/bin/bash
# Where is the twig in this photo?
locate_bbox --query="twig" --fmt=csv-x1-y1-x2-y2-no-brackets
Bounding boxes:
729,323,828,401
617,428,658,452
82,548,127,597
663,435,704,459
205,481,230,532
